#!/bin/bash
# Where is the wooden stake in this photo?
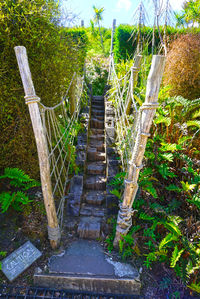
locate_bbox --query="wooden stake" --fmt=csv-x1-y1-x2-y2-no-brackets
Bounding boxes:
113,55,165,247
110,19,116,56
14,46,60,249
125,55,142,116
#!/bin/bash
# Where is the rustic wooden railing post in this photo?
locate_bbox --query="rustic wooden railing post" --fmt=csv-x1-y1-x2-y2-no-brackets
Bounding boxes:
14,46,60,249
113,55,165,247
126,55,142,115
110,19,116,56
81,20,84,27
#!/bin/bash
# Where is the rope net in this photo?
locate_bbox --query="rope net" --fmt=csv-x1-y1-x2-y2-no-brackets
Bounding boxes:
39,73,84,229
107,55,140,171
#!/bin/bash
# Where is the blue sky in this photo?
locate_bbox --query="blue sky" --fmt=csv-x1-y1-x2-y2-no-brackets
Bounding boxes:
62,0,185,28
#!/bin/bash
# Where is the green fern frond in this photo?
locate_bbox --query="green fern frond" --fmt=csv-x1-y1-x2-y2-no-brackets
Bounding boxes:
170,245,184,268
163,221,182,236
165,184,181,192
154,115,171,126
139,212,155,221
187,120,200,129
188,283,200,294
0,168,31,182
159,233,178,250
0,192,13,213
191,108,200,119
174,259,188,283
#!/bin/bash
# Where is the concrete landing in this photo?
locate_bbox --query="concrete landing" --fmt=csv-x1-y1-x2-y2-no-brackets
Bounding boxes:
34,240,141,295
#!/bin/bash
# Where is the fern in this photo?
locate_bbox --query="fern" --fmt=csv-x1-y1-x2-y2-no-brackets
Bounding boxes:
157,164,177,179
186,194,200,209
188,283,200,294
109,189,121,199
187,120,200,129
0,168,38,213
0,167,32,182
159,152,174,162
170,245,184,268
159,233,178,250
139,212,155,221
0,167,40,189
165,184,181,192
163,221,182,236
0,191,32,213
174,261,188,283
154,115,171,126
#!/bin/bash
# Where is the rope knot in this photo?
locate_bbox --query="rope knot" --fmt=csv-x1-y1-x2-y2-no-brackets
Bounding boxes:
47,225,61,241
25,95,40,105
141,102,159,110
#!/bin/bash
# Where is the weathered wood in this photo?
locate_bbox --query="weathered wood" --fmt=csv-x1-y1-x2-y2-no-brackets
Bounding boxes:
114,55,165,247
125,55,142,116
14,46,60,249
110,19,116,55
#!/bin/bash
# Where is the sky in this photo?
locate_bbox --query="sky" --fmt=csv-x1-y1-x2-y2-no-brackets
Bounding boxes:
62,0,185,28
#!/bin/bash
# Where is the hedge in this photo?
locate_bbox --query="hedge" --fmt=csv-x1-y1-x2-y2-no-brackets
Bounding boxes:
113,24,200,62
0,0,88,179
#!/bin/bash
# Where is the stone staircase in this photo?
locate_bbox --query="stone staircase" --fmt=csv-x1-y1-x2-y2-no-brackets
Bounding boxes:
78,96,106,239
34,94,141,295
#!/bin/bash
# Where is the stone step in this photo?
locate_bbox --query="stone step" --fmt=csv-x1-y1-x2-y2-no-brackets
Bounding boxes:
85,190,105,205
80,204,106,217
87,162,106,175
90,118,104,129
89,140,105,151
92,104,104,110
34,240,141,295
85,175,106,190
93,96,104,101
96,115,104,121
90,128,104,135
78,217,101,239
92,109,104,116
87,149,105,162
90,134,104,141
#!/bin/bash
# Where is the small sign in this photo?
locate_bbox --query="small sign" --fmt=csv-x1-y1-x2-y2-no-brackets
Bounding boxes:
1,241,42,281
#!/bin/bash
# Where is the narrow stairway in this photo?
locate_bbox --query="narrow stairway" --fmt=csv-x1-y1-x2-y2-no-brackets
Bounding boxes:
78,96,106,239
34,94,141,296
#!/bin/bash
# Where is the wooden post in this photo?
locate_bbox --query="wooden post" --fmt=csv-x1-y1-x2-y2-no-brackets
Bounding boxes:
113,55,165,247
14,46,60,249
125,55,142,116
110,19,116,56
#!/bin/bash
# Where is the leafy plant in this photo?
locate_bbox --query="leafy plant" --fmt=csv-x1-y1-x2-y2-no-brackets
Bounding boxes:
0,168,40,213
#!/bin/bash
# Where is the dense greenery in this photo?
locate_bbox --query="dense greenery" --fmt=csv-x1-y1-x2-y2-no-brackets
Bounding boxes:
113,24,200,62
0,0,88,178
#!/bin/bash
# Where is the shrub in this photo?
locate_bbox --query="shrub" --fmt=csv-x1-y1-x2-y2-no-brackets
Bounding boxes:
163,34,200,100
0,0,87,179
113,25,200,62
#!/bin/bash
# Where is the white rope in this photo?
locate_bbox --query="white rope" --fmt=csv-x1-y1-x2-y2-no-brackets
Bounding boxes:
107,56,140,171
38,73,84,231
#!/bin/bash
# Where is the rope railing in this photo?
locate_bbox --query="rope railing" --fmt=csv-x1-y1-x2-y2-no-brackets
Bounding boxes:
39,74,84,229
15,46,85,248
107,20,166,247
107,54,142,171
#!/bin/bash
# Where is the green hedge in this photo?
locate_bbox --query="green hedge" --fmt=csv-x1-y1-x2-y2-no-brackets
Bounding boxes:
113,24,200,62
0,0,88,179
